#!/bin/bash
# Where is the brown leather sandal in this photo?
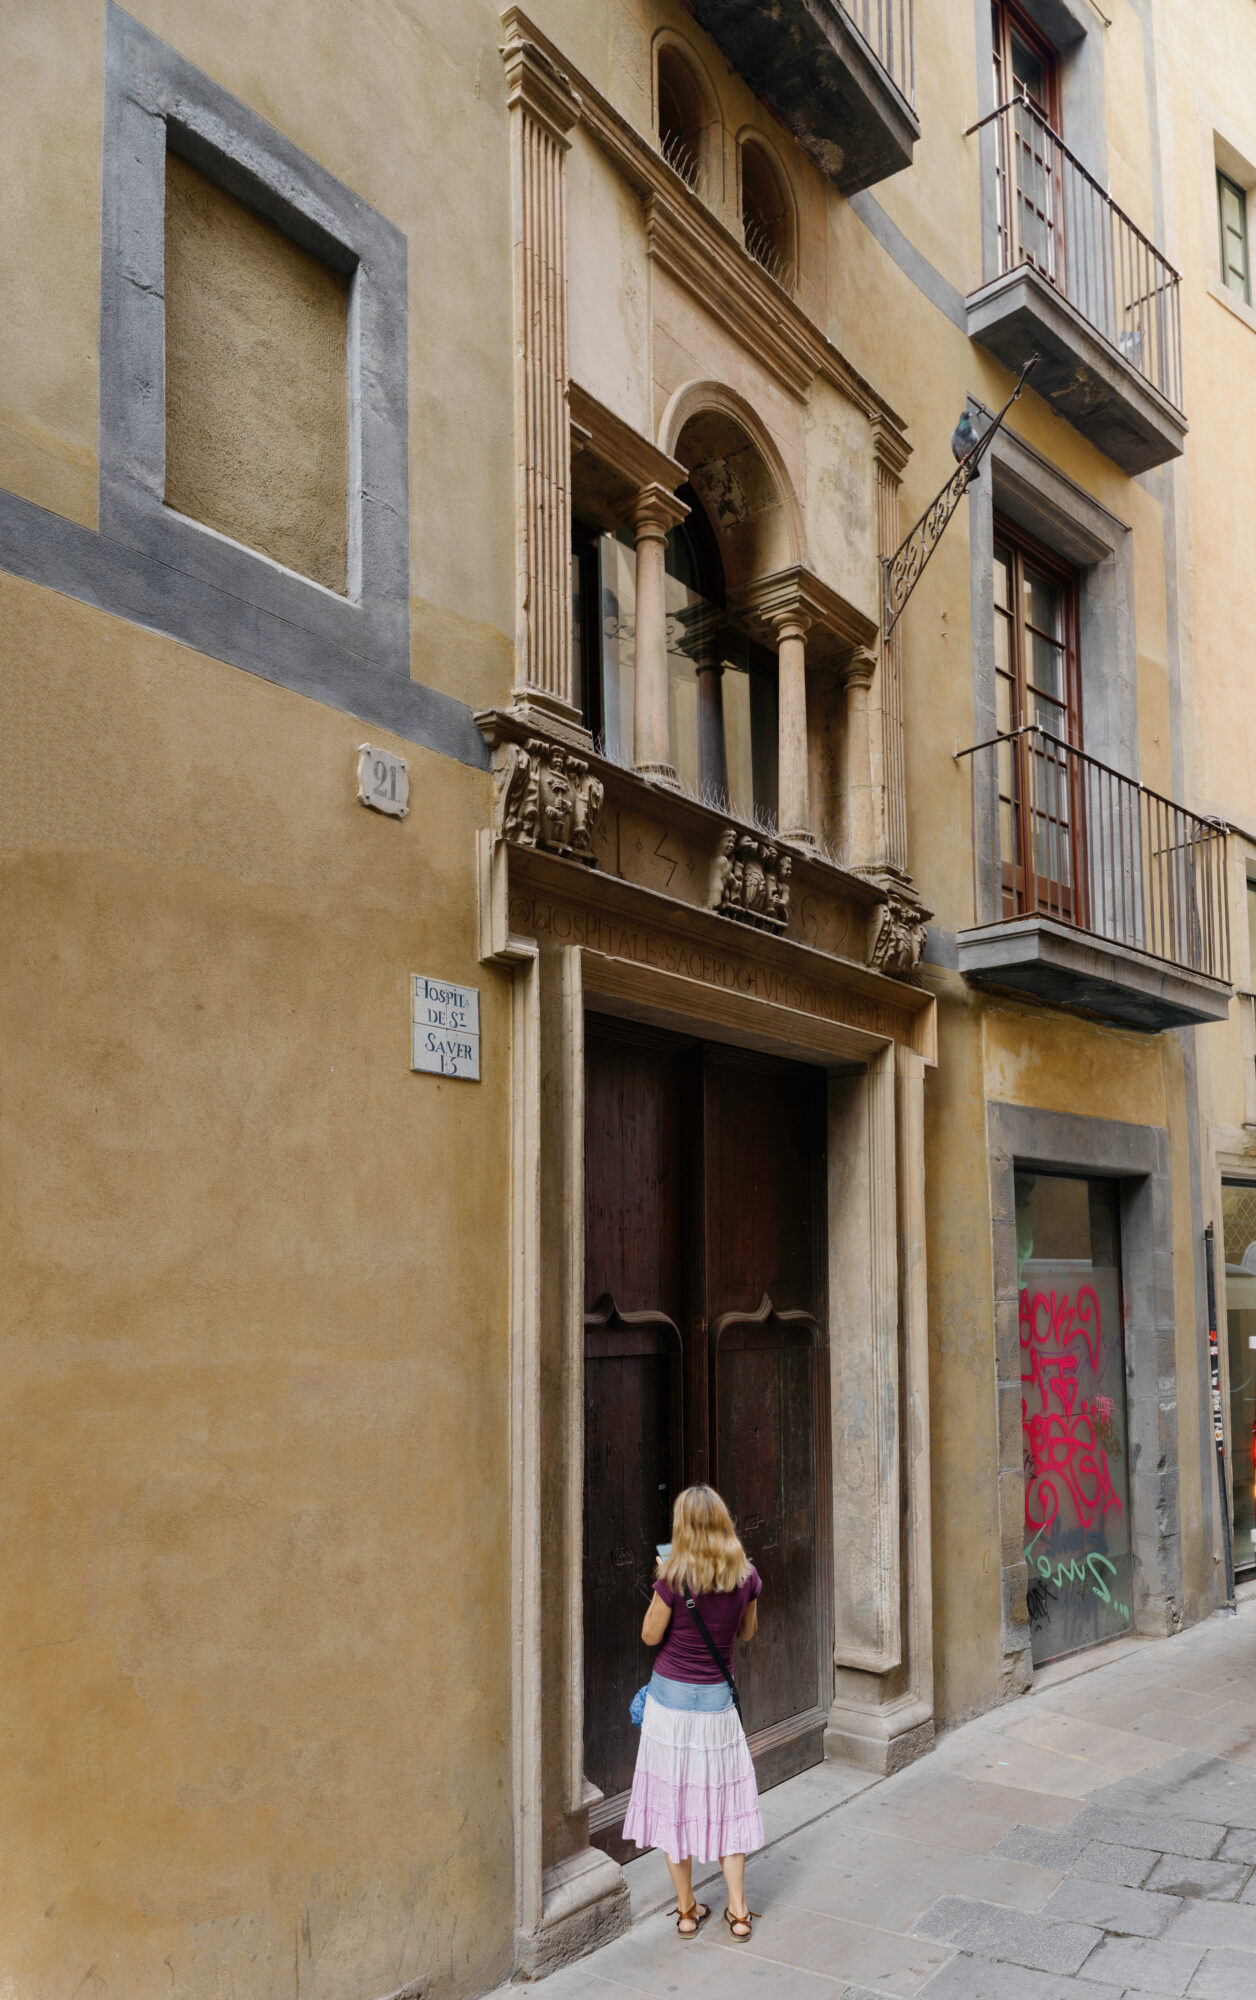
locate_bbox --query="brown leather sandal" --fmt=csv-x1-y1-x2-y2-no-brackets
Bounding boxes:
675,1900,711,1938
724,1906,760,1942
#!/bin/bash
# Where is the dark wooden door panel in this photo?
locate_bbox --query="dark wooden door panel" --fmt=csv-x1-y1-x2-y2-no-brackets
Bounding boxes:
582,1018,831,1846
701,1050,821,1318
584,1022,688,1321
714,1312,821,1733
583,1314,678,1805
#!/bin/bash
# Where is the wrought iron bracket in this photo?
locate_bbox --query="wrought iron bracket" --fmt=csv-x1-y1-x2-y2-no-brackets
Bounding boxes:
882,354,1039,642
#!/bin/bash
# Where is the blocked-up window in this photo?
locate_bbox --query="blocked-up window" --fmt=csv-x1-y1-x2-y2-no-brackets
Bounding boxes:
164,150,349,592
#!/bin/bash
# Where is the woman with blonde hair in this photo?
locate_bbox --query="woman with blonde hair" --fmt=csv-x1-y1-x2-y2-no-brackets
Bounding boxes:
622,1484,764,1942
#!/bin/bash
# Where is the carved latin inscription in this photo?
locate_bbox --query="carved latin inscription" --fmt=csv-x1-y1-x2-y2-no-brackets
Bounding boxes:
497,737,604,863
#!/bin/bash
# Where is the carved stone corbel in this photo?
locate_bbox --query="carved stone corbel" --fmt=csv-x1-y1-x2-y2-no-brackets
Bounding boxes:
495,736,603,864
867,891,929,978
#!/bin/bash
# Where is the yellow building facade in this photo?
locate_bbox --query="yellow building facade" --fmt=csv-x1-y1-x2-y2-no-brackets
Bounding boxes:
2,2,1254,1996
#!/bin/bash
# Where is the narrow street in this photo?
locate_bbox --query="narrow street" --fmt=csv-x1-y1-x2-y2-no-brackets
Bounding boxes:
511,1595,1256,1999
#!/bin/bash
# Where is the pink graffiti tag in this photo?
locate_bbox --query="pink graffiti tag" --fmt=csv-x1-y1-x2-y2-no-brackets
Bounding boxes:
1021,1285,1123,1535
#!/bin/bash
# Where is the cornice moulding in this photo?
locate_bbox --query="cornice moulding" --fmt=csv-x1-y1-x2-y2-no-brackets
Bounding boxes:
568,381,687,499
732,564,878,655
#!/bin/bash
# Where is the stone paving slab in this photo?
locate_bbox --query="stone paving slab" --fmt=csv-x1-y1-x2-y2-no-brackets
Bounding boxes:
1187,1947,1256,1999
1075,1840,1160,1887
1144,1853,1250,1899
1041,1876,1180,1936
1166,1891,1256,1949
912,1895,1102,1974
1066,1804,1226,1861
912,1955,1124,2000
1076,1931,1206,1996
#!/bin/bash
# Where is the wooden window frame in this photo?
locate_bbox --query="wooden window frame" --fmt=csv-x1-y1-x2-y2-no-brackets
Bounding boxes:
993,514,1084,924
992,0,1061,128
1218,167,1252,306
992,0,1065,286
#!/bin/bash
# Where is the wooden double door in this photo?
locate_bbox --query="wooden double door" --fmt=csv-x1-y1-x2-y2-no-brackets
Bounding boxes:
582,1017,832,1857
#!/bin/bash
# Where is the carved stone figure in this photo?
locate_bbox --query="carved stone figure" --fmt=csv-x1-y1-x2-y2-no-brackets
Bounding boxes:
738,833,767,915
768,849,792,924
868,894,928,977
536,750,576,850
571,771,603,860
707,827,738,912
710,828,789,931
495,737,602,865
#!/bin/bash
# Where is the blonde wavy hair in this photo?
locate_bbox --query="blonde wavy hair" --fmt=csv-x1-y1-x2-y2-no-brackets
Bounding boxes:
657,1485,751,1596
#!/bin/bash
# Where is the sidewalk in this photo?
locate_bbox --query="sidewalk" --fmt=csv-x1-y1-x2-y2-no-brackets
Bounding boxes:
505,1589,1256,1998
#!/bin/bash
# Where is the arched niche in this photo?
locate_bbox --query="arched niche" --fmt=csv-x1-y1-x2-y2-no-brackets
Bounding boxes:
652,32,721,199
737,128,797,290
658,379,806,590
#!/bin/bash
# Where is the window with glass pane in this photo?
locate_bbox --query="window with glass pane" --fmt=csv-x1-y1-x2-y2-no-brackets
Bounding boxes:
1223,1182,1256,1573
993,520,1081,922
1218,170,1251,305
992,0,1062,279
1017,1172,1131,1665
576,492,778,825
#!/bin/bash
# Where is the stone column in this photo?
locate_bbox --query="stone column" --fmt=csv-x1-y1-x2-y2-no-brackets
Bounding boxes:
841,652,878,870
501,19,586,743
772,611,814,845
631,483,688,784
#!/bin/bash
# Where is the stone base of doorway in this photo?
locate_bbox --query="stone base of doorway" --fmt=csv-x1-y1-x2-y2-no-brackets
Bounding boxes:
514,1848,630,1982
825,1696,936,1775
618,1750,883,1923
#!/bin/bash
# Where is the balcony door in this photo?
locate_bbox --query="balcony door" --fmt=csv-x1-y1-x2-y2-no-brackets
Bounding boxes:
582,1018,830,1859
992,0,1064,283
994,520,1084,924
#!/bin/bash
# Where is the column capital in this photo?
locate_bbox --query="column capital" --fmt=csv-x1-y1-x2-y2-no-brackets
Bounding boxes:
731,565,877,657
843,650,878,690
630,482,690,541
500,13,581,143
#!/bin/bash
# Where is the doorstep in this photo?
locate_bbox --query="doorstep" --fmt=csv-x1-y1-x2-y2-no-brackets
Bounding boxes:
620,1751,882,1921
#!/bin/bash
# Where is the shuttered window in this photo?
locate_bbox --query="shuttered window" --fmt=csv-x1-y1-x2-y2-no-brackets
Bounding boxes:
1219,170,1251,304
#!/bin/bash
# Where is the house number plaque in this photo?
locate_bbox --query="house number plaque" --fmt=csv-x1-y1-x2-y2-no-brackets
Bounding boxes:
357,743,410,817
412,975,480,1081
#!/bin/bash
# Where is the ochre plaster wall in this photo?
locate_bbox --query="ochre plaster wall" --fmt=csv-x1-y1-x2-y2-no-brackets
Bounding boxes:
1,575,513,2000
164,152,349,592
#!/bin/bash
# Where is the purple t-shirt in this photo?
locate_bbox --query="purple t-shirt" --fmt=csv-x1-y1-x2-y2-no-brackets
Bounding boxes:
652,1566,762,1683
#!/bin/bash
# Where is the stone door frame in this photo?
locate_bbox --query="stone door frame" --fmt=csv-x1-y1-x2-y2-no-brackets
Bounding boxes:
485,845,936,1976
987,1101,1182,1702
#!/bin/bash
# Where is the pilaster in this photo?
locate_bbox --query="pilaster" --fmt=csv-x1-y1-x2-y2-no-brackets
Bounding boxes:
501,13,588,745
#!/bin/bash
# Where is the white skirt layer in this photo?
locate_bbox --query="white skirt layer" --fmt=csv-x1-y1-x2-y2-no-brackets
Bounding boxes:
621,1694,765,1863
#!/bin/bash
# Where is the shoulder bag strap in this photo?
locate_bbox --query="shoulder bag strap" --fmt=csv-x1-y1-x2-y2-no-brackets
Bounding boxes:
681,1589,743,1719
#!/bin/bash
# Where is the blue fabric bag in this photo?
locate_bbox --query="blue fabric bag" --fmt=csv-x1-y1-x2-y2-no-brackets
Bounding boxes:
629,1683,650,1727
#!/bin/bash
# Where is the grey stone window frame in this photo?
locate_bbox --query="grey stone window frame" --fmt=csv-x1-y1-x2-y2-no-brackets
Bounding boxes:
100,3,409,677
966,415,1137,928
971,0,1109,287
988,1102,1182,1698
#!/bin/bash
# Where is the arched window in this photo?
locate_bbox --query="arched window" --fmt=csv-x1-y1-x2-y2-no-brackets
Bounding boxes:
656,44,709,193
740,138,794,289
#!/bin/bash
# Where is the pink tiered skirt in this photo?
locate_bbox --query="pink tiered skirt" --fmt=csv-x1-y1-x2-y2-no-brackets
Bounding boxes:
622,1694,765,1863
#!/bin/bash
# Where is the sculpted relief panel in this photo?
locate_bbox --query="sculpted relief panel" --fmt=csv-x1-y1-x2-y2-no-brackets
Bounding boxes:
480,713,931,1001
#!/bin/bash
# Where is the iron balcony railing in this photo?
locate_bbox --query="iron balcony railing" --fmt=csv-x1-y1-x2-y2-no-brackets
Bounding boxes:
840,0,915,109
969,91,1184,413
957,724,1230,984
